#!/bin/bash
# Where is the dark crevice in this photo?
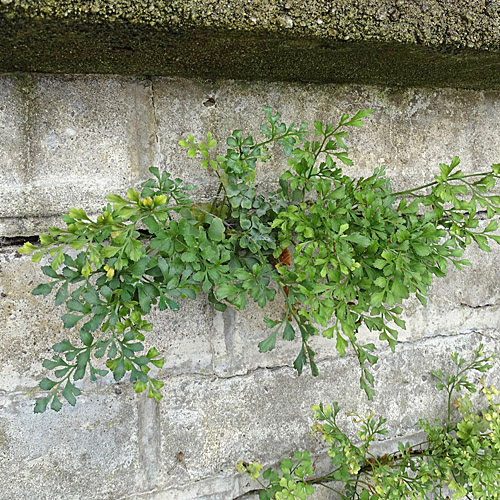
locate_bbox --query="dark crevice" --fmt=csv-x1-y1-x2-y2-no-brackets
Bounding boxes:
476,209,494,219
0,235,39,248
459,302,496,309
0,230,155,249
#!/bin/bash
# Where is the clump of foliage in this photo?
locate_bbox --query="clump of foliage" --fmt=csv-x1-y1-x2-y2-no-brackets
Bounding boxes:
238,346,500,500
19,107,500,411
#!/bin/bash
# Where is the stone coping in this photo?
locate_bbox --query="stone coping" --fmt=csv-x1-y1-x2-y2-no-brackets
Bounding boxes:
1,0,500,88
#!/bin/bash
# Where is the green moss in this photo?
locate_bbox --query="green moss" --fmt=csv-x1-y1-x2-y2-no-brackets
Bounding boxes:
1,1,500,89
3,0,500,49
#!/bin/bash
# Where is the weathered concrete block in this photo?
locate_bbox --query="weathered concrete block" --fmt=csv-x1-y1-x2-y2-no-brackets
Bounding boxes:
0,385,140,500
3,75,500,238
210,294,295,376
1,248,499,499
0,248,63,393
154,78,500,198
395,222,500,344
149,331,499,499
2,217,499,388
0,77,25,195
148,296,215,376
0,74,156,236
1,73,500,500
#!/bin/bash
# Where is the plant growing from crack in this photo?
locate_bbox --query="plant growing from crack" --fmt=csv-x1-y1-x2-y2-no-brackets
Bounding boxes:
237,346,500,500
19,106,500,411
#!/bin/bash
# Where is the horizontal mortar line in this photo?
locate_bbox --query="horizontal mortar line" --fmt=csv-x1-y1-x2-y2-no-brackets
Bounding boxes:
2,209,498,243
0,390,60,406
0,389,33,398
317,328,498,357
470,210,500,220
308,330,500,374
164,362,295,382
167,328,499,382
398,328,499,345
361,430,430,449
115,473,238,500
3,330,495,398
0,227,158,249
0,364,294,399
233,489,263,500
1,331,496,398
115,487,159,500
122,429,435,500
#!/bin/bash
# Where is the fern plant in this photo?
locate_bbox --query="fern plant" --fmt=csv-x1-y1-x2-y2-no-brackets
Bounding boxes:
19,107,500,411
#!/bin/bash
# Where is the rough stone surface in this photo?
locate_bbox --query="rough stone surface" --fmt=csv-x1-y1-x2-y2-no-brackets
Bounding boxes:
397,223,500,343
2,1,500,88
2,0,500,49
0,77,25,197
1,72,500,499
147,296,215,377
1,227,499,499
153,78,500,199
0,384,140,500
0,74,156,236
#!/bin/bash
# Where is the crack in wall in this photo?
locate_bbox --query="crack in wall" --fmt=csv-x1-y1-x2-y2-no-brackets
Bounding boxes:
149,77,162,165
116,473,242,500
161,327,499,383
165,361,294,384
397,328,499,345
3,330,497,402
232,489,262,500
459,302,496,309
137,396,162,491
0,234,39,248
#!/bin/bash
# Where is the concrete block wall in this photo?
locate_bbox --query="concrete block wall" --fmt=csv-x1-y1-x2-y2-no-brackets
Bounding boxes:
1,74,500,499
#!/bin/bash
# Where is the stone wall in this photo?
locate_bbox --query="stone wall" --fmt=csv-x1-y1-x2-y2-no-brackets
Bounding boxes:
0,73,499,499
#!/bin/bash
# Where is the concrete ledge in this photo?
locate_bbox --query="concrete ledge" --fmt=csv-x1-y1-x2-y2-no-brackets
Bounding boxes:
2,1,500,88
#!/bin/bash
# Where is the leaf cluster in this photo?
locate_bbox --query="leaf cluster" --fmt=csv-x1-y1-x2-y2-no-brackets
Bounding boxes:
237,451,314,500
238,347,500,500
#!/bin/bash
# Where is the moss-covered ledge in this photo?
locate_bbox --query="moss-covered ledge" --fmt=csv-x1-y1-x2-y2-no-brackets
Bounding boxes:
1,0,500,89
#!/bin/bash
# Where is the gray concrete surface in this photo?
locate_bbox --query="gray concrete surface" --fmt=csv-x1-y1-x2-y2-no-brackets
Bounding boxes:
0,73,500,499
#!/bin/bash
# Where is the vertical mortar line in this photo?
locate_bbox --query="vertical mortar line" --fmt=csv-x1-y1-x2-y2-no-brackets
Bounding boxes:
223,307,237,357
129,76,158,185
210,306,237,373
134,75,162,491
208,307,238,375
137,396,161,490
209,306,219,373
